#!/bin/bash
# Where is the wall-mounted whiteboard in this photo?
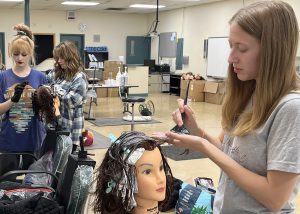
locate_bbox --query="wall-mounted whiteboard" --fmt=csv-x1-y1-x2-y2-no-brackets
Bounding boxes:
159,32,177,58
206,37,230,79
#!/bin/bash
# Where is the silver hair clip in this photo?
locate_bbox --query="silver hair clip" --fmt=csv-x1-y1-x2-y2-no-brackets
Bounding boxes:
125,147,145,165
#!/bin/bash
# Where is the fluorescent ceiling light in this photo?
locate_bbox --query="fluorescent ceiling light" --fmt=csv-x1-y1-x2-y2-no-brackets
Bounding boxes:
61,1,99,6
0,0,24,2
130,4,165,9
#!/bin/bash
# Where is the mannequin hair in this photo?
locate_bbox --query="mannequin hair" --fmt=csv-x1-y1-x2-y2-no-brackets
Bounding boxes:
32,85,57,124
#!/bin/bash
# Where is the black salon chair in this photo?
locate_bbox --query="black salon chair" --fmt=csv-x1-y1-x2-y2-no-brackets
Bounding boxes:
119,86,145,131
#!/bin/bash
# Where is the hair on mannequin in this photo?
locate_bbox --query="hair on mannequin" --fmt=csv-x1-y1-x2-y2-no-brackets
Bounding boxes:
93,131,173,214
32,85,59,124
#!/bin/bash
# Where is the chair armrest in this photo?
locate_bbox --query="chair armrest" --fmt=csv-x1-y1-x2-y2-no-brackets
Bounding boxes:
0,170,59,189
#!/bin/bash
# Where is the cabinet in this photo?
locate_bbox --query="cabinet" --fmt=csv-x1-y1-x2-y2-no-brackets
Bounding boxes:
128,66,148,95
161,73,170,93
148,74,161,93
170,74,181,96
148,73,170,93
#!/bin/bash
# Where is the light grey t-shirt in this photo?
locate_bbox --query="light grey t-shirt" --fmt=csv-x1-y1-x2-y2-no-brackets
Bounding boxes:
213,93,300,214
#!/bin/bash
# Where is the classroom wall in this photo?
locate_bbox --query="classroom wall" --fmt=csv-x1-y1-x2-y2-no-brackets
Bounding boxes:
0,0,299,76
148,0,242,76
149,0,300,77
0,9,148,68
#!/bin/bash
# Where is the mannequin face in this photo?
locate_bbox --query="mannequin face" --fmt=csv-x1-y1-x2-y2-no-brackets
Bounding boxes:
134,147,166,204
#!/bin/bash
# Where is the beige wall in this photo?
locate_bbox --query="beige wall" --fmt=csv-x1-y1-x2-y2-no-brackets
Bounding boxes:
0,9,148,68
0,0,299,76
149,0,300,77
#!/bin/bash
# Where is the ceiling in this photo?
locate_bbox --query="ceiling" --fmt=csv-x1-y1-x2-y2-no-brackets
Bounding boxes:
0,0,227,14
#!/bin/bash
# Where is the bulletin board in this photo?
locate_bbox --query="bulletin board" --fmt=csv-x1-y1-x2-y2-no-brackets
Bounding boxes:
159,32,177,58
206,37,230,79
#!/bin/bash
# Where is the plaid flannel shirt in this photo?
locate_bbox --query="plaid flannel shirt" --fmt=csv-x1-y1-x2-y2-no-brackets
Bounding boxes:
47,70,87,145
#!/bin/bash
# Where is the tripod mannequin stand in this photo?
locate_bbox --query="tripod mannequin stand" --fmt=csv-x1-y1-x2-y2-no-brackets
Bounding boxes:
85,66,98,120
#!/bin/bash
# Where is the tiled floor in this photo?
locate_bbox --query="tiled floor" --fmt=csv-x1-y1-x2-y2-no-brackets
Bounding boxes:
83,93,300,213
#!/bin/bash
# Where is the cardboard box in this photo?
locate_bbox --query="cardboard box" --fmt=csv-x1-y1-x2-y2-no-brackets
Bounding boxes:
96,88,107,97
103,70,118,80
107,88,119,97
204,81,226,105
104,60,123,73
104,60,123,80
180,79,206,102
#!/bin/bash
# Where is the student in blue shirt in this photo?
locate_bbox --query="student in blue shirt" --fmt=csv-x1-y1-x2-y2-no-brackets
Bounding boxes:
0,24,47,153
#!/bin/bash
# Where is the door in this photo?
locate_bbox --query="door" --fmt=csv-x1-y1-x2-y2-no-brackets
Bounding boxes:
0,32,5,65
60,34,85,62
126,36,151,65
176,38,184,70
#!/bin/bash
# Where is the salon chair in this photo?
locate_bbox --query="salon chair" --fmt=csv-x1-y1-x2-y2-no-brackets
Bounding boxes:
119,86,145,131
55,136,96,214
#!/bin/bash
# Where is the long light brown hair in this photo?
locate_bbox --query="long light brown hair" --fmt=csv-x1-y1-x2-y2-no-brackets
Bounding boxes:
9,23,35,65
53,41,84,81
222,0,300,136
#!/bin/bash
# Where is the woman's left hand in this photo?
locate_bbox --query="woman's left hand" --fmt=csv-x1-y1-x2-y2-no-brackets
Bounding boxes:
165,131,206,151
53,96,61,116
54,96,60,108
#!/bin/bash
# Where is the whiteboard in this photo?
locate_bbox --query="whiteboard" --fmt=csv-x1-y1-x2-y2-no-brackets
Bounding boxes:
206,37,230,79
159,32,177,58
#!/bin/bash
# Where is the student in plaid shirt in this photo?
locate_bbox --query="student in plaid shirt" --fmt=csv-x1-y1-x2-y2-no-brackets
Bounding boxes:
47,41,87,151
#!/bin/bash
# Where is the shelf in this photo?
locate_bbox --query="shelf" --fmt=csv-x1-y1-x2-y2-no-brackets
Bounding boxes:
170,74,181,96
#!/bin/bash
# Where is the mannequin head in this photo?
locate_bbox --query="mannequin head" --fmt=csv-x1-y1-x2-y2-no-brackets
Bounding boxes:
93,131,173,214
32,85,60,124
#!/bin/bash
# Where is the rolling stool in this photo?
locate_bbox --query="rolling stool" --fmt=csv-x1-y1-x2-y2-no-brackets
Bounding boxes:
119,86,145,131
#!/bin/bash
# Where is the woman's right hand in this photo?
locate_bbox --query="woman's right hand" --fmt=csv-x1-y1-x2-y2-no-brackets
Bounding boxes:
172,99,200,136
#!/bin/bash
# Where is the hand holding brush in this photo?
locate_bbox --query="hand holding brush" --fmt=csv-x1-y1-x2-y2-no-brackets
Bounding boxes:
170,79,192,154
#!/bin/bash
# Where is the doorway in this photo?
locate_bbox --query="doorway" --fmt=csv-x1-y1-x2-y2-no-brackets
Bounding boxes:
0,32,5,65
34,34,55,65
60,34,85,62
